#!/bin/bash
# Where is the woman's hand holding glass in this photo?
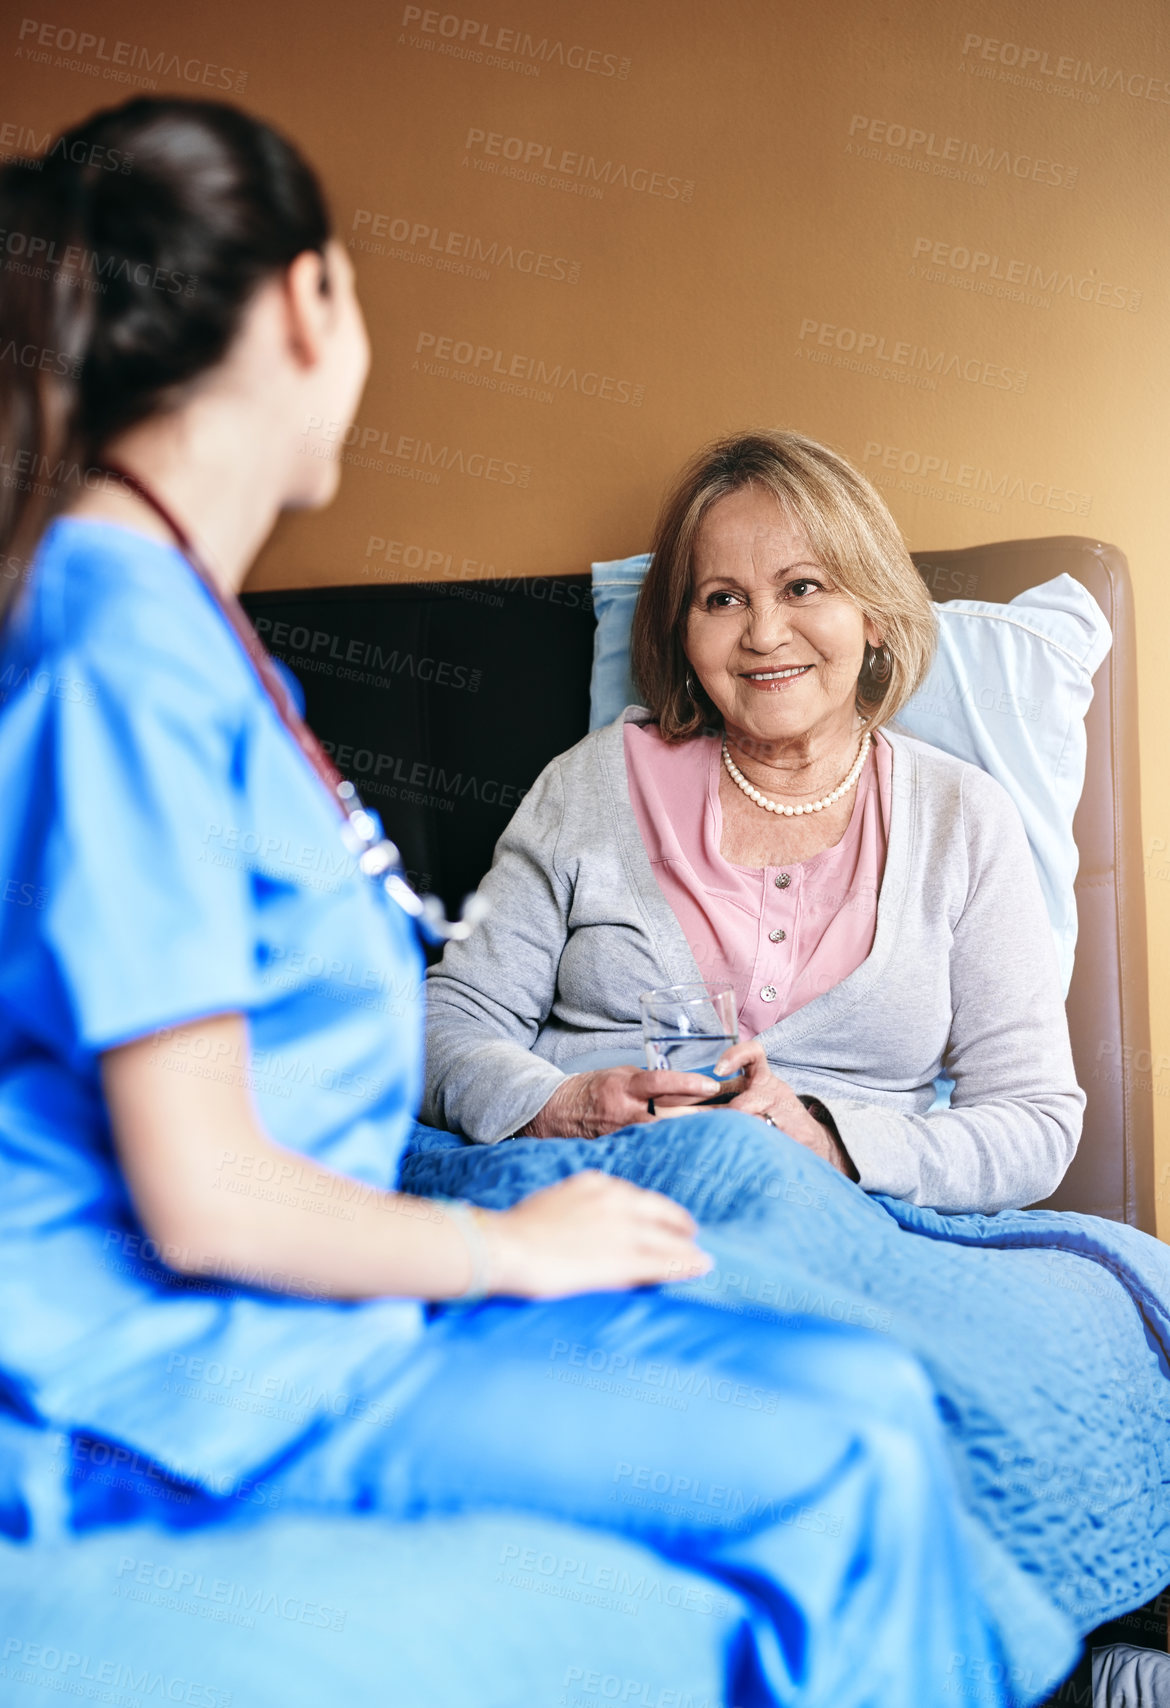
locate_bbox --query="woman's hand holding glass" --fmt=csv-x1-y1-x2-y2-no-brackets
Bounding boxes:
516,1046,856,1180
693,1039,858,1177
515,1065,734,1139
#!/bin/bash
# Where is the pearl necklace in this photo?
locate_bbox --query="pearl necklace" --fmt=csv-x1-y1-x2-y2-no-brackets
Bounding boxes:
721,731,872,816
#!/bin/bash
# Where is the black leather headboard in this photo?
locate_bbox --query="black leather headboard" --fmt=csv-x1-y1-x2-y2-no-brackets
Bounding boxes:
242,577,596,908
242,535,1152,1230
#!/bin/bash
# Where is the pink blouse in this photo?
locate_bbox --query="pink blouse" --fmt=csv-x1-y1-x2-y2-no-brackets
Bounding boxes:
623,723,893,1037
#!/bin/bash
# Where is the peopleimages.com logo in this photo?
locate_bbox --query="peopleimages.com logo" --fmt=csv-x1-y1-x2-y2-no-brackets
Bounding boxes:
15,19,248,92
301,417,532,487
414,330,645,406
797,318,1028,393
846,113,1079,189
960,33,1170,104
399,7,630,78
463,127,693,201
911,237,1141,312
350,208,580,283
0,119,133,171
862,441,1093,517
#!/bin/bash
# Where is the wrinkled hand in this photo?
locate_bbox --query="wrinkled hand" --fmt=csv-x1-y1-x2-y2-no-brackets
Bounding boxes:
682,1039,858,1178
484,1170,713,1297
516,1066,728,1140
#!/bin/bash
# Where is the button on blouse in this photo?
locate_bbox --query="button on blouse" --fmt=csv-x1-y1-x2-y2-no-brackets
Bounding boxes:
623,723,892,1035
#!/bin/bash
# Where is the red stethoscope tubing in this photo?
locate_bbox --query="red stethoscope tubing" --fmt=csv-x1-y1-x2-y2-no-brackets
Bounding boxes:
90,463,487,945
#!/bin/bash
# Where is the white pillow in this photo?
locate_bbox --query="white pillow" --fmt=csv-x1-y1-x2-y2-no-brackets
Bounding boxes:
589,558,1112,995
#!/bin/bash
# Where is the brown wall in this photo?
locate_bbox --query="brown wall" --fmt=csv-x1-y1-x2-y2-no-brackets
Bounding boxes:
6,0,1170,1225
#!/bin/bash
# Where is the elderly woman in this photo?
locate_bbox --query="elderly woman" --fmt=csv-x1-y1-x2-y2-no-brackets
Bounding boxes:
406,432,1170,1684
421,429,1082,1215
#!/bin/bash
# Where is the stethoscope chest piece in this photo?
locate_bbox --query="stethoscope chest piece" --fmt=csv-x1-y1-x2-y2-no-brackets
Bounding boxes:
336,780,488,945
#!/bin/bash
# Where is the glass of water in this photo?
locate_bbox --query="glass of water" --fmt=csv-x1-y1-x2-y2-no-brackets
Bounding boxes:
640,982,739,1079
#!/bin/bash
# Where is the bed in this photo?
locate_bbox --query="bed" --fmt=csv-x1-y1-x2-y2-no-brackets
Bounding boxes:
0,535,1157,1707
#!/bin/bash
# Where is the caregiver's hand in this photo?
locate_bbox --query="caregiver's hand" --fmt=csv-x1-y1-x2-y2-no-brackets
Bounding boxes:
482,1171,713,1297
105,1015,714,1305
516,1067,728,1140
704,1040,859,1179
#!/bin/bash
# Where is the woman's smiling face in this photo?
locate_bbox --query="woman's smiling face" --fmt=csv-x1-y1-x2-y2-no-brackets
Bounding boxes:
684,485,881,754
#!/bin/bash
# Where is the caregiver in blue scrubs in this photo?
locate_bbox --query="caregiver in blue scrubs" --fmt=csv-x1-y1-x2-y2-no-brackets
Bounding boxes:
0,97,1046,1708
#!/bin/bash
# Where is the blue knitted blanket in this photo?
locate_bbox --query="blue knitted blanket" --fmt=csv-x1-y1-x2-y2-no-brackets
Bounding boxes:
402,1113,1170,1677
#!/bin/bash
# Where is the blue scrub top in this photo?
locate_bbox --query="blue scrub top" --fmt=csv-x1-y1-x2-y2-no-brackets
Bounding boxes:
0,519,427,1502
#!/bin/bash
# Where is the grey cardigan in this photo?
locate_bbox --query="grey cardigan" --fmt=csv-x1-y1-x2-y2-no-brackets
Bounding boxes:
422,707,1085,1213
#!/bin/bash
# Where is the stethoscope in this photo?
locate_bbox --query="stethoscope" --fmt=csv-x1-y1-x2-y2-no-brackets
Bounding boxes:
335,779,489,944
95,463,488,947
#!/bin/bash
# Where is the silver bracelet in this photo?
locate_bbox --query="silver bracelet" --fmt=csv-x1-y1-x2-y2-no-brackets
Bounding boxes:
437,1198,494,1303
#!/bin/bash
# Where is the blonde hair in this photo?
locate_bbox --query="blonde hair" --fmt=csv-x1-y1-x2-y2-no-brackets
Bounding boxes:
630,429,937,739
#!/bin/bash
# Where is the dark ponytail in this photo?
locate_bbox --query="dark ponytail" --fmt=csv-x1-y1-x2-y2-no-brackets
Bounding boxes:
0,97,331,617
